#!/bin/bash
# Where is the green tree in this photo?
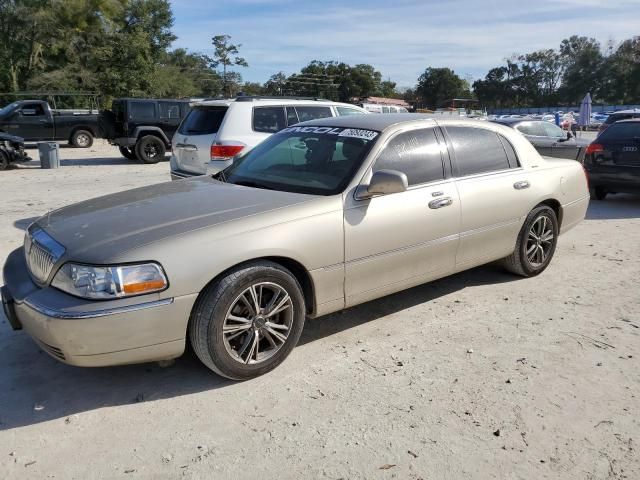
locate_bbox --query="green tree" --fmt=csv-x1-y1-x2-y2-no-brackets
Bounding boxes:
416,67,471,109
210,34,248,97
558,36,604,103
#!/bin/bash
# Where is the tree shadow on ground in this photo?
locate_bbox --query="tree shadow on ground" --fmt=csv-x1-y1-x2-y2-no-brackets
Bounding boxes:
0,263,516,431
585,194,640,220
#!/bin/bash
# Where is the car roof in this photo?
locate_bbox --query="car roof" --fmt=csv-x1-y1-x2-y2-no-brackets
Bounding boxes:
614,118,640,124
609,109,640,115
115,98,192,102
193,98,362,108
297,113,438,131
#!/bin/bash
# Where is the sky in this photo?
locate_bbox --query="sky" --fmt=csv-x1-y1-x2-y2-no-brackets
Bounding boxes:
170,0,639,89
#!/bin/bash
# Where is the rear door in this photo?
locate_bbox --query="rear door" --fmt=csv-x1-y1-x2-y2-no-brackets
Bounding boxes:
444,125,528,267
172,106,228,175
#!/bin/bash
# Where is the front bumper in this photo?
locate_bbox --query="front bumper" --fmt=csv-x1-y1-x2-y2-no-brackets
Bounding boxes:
2,248,197,367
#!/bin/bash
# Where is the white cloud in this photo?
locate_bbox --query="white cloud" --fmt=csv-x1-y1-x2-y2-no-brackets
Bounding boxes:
171,0,639,87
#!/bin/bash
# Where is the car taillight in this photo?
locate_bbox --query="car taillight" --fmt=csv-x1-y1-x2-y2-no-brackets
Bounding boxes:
585,143,603,155
210,143,245,159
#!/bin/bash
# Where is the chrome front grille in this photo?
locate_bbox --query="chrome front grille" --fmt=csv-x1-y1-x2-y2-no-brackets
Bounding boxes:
24,226,66,284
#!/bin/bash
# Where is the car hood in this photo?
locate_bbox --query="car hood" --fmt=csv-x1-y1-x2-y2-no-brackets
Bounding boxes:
33,176,317,262
0,131,24,143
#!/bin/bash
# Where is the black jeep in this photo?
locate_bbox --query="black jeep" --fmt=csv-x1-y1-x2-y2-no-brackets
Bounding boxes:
98,98,191,163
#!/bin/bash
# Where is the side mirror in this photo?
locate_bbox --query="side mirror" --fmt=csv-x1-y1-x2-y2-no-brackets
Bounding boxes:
356,169,408,199
206,158,233,175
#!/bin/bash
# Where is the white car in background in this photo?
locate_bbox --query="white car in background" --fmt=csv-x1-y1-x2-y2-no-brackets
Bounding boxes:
170,96,368,179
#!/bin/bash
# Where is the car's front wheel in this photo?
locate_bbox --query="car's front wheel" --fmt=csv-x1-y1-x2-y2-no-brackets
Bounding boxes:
502,205,559,277
189,261,306,380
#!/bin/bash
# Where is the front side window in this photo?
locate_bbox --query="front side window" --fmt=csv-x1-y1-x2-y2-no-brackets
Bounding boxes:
373,128,445,186
447,126,511,176
295,106,332,122
253,106,286,133
516,122,545,136
541,122,566,139
20,103,45,116
224,125,379,195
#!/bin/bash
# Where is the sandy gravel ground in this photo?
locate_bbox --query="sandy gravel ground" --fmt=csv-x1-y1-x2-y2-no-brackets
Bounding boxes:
0,140,638,480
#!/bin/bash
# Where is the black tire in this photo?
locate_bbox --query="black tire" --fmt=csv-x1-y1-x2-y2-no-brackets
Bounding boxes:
70,129,93,148
589,186,607,201
135,135,166,164
119,146,137,160
0,150,9,171
189,261,306,380
502,205,559,277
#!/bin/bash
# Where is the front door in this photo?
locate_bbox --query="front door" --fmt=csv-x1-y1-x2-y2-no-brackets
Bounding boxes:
344,127,460,307
11,103,53,140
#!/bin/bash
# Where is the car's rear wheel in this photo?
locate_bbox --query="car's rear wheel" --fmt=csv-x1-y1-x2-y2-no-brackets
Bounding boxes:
118,146,137,160
502,205,558,277
589,186,607,201
70,129,93,148
135,135,166,164
189,261,306,380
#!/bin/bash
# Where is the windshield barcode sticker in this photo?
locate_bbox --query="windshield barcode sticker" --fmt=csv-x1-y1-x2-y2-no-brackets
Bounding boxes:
338,129,378,140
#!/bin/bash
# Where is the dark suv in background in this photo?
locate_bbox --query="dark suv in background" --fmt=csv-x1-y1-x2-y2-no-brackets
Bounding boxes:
98,98,191,163
584,119,640,200
598,109,640,135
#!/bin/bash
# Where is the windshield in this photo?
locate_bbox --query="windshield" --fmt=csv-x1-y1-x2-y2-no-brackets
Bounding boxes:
223,125,379,195
0,102,20,116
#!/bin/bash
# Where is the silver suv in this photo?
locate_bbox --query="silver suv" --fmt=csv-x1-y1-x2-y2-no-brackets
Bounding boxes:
169,96,367,179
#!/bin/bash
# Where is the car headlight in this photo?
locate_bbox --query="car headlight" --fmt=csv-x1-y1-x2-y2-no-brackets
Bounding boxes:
52,263,168,299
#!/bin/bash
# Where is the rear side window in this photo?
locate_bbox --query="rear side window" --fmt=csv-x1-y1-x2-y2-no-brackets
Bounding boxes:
599,122,640,140
373,128,445,186
178,106,228,135
253,106,286,133
336,106,365,116
295,106,332,122
159,101,181,119
498,135,520,168
129,101,156,120
447,126,512,176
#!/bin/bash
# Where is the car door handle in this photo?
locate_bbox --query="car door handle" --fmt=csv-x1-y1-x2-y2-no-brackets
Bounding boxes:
428,197,453,209
513,180,530,190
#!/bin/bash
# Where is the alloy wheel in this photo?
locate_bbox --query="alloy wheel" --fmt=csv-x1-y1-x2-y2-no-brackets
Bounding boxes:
222,282,293,365
526,215,554,267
